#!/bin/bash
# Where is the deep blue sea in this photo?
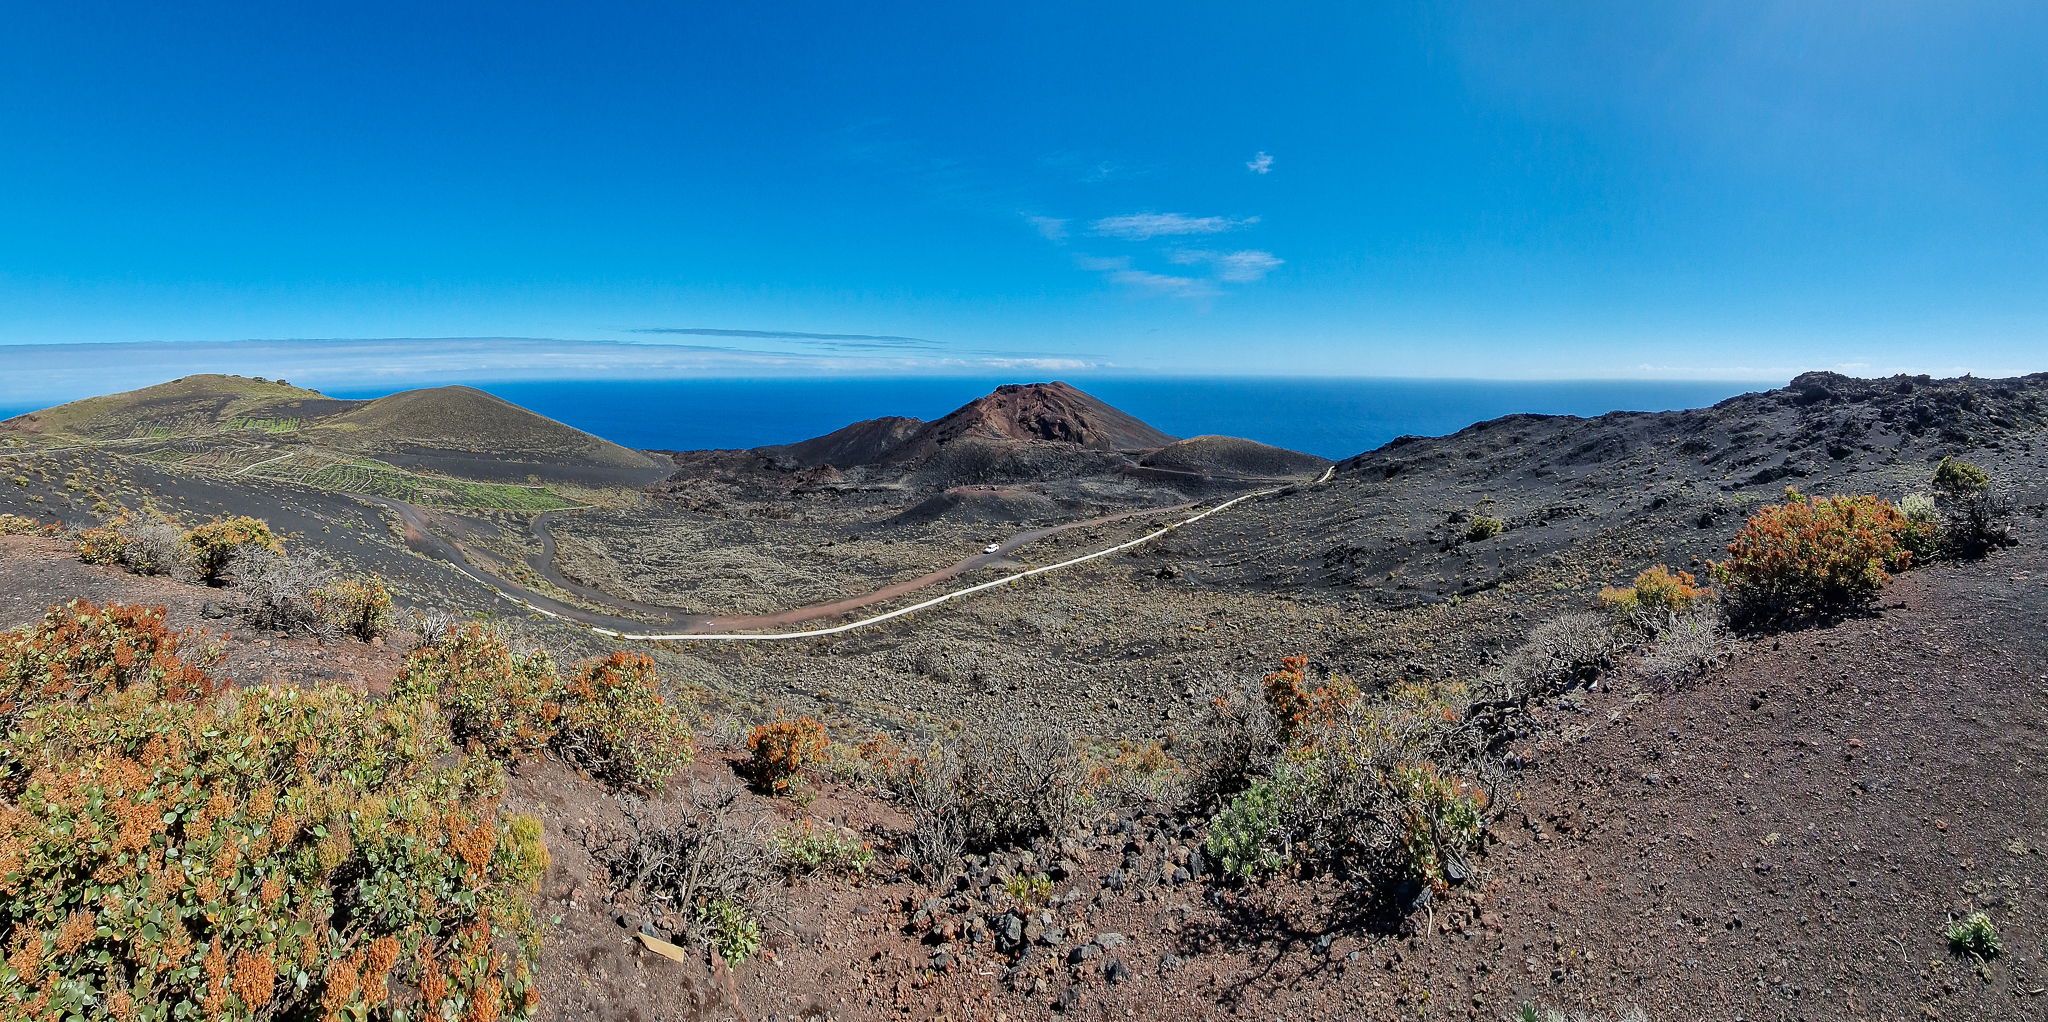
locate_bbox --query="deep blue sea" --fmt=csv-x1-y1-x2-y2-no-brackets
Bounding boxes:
347,376,1761,460
0,376,1765,460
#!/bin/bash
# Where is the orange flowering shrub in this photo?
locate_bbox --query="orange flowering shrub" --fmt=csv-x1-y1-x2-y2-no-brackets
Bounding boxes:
1714,490,1915,623
397,624,561,757
747,716,828,794
398,626,690,791
0,515,48,537
553,652,692,790
1599,564,1711,622
316,573,394,640
73,524,127,565
0,603,542,1021
0,600,219,735
1261,655,1362,746
182,515,282,585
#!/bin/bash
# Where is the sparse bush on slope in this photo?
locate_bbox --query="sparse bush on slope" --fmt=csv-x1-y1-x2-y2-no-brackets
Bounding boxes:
316,573,394,640
398,624,691,792
182,515,281,585
0,602,544,1022
1929,456,2012,556
1713,489,1916,625
1204,657,1486,895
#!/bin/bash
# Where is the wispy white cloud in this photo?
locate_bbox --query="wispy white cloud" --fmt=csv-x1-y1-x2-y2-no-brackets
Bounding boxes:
0,338,1109,406
1071,254,1216,300
1107,269,1219,299
1022,214,1070,242
1090,212,1259,241
1246,151,1273,174
1169,248,1284,283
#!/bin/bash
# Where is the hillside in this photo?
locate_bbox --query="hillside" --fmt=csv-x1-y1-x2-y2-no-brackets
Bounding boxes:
311,385,669,484
1163,371,2048,612
757,415,925,469
892,381,1179,456
1140,434,1332,478
1,375,671,492
0,374,340,438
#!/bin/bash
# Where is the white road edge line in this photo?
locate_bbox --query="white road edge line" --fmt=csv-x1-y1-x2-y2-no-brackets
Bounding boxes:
446,465,1334,642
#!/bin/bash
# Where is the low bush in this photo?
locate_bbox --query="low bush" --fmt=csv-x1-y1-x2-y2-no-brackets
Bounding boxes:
1479,611,1620,703
1083,738,1185,816
316,573,394,640
0,515,46,536
1204,658,1485,896
1635,608,1732,686
1929,456,2011,556
73,524,127,565
120,519,185,576
234,546,330,634
0,602,543,1021
554,652,692,790
1713,490,1915,625
1464,515,1505,542
1946,910,2002,958
0,600,220,736
183,515,282,585
890,720,1090,878
773,820,873,877
746,715,829,795
613,786,774,964
399,625,692,791
1598,564,1710,628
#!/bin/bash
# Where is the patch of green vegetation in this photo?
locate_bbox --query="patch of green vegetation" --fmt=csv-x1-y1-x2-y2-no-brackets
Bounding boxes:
224,416,303,433
306,459,580,510
1946,911,2002,958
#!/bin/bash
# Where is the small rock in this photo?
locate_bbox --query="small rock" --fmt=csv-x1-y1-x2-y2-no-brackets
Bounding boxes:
1096,932,1128,949
1104,959,1130,984
1069,945,1099,965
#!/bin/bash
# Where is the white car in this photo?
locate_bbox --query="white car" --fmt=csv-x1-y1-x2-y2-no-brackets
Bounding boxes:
982,543,1001,554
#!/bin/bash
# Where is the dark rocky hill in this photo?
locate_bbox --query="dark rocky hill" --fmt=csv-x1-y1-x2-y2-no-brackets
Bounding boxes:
756,415,924,469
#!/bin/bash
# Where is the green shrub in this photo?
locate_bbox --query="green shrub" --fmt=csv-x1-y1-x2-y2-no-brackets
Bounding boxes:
74,524,127,565
1205,764,1305,879
773,821,873,877
398,626,691,791
0,515,44,536
555,651,693,790
183,515,282,585
1203,657,1487,896
1946,911,2002,958
1932,456,1989,495
1000,872,1053,908
1928,457,2010,556
0,602,543,1021
397,624,561,756
1464,515,1505,541
696,897,763,964
316,573,394,640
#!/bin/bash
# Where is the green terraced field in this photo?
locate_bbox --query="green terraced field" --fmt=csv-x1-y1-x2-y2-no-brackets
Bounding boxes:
303,460,580,511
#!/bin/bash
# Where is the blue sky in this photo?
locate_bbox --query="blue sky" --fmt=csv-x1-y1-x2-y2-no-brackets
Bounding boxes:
2,1,2045,396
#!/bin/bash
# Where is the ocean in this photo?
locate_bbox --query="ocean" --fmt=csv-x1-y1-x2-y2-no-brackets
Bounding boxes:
2,376,1765,461
347,376,1761,459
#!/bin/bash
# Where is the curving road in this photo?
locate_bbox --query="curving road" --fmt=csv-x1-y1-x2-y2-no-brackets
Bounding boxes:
378,466,1331,642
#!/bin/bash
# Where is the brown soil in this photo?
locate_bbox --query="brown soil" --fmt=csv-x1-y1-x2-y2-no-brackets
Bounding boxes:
0,534,408,693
